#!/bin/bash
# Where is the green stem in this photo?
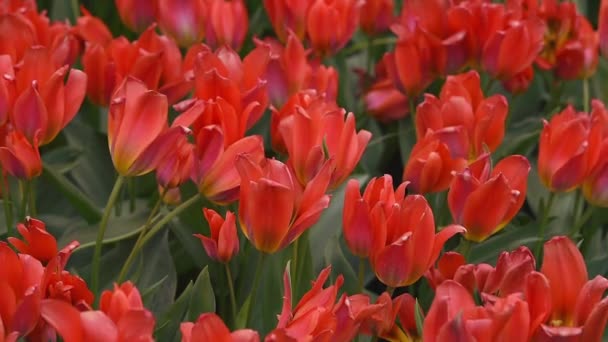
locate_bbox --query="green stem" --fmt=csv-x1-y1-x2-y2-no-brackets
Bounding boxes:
484,78,496,95
28,179,36,217
570,205,595,238
458,238,473,261
386,286,395,297
535,192,555,259
292,238,299,296
358,257,365,293
136,193,201,250
128,178,136,213
1,170,13,236
225,262,238,325
583,78,590,113
116,192,165,282
18,180,27,220
409,97,417,130
91,175,126,296
366,36,375,76
343,37,397,56
245,253,266,328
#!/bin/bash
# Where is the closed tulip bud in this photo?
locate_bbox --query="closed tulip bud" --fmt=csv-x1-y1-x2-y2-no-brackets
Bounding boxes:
360,0,394,36
306,0,362,57
370,192,466,288
8,217,57,264
181,313,259,342
194,209,239,263
236,155,331,254
403,133,468,194
538,106,602,192
264,0,314,42
205,0,248,51
114,0,156,33
448,154,530,242
482,18,545,81
156,0,207,47
0,129,42,180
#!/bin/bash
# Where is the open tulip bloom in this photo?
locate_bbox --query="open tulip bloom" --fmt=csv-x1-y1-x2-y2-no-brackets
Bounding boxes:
2,0,608,341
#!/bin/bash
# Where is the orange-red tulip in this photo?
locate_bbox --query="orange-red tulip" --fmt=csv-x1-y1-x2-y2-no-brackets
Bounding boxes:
156,0,207,48
306,0,362,56
114,0,156,33
194,209,239,263
0,129,41,180
363,58,408,123
601,0,608,58
583,138,608,207
342,175,407,258
205,0,248,51
181,313,259,342
155,127,194,191
360,0,394,36
74,7,113,46
530,236,608,341
8,217,57,264
538,106,602,192
370,192,466,287
264,0,314,42
403,132,468,194
448,154,530,242
236,155,331,254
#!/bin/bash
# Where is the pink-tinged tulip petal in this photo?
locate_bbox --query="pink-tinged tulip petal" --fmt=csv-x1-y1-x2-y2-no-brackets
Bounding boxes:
116,310,155,341
62,69,87,130
525,272,552,339
574,276,608,326
581,297,608,342
11,82,47,145
0,130,42,180
436,315,476,342
541,236,588,325
11,288,40,336
40,299,83,342
156,0,207,48
115,0,156,33
80,311,118,342
424,280,477,342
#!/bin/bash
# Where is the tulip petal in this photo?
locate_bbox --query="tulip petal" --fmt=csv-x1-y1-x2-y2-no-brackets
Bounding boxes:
40,299,83,342
581,297,608,342
80,311,118,342
574,276,608,326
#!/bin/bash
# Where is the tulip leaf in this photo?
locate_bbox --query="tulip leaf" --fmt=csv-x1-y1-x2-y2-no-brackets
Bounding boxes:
324,235,359,296
469,221,540,264
398,117,417,164
155,281,194,342
187,266,216,321
415,299,425,338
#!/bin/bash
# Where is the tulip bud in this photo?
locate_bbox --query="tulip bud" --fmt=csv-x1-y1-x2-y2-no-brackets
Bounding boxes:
114,0,156,33
156,0,207,47
264,0,314,42
206,0,248,51
8,217,57,264
0,129,42,180
359,0,394,36
306,0,362,56
195,209,239,263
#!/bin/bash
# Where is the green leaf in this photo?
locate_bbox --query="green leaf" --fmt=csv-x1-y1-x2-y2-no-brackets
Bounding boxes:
187,266,216,321
398,117,416,164
324,235,359,295
155,281,194,342
469,221,540,264
415,299,425,338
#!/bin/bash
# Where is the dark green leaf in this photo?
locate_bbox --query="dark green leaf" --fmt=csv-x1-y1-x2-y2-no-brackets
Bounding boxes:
187,266,216,321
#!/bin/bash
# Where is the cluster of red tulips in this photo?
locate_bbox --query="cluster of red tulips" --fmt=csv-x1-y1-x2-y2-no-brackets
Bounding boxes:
1,0,608,341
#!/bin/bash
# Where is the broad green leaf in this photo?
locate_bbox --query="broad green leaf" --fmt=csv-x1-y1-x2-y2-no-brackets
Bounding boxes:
415,299,425,338
42,146,83,174
469,221,540,264
187,266,216,321
324,235,359,295
155,281,194,342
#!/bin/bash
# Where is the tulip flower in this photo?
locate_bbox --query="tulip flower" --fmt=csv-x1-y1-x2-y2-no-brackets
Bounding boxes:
529,236,608,340
342,175,407,258
8,217,57,264
502,66,534,94
74,7,113,46
192,126,265,204
482,17,545,81
448,154,530,242
306,0,362,56
363,59,408,123
114,0,156,33
424,252,467,290
601,0,608,58
264,0,314,42
359,0,394,36
403,132,468,194
360,292,416,340
156,0,207,47
236,155,331,254
8,46,87,146
0,129,42,180
195,209,239,263
583,139,608,207
182,313,259,342
370,191,466,287
277,92,371,188
538,106,602,192
206,0,248,51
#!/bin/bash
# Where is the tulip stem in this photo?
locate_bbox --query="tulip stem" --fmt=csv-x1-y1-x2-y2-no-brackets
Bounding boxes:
343,37,397,56
409,98,417,129
91,175,126,297
358,257,366,293
570,205,595,238
458,238,473,261
386,286,395,297
128,178,136,213
292,238,299,295
535,192,555,260
583,78,590,113
225,262,238,325
1,170,13,236
246,253,266,328
131,193,201,265
28,179,36,217
117,190,166,283
484,78,496,95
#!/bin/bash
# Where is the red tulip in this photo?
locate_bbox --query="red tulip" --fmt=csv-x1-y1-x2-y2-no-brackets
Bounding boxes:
181,313,259,342
264,0,314,42
530,236,608,341
600,0,608,58
155,127,194,191
342,175,407,258
482,17,545,81
359,0,394,36
74,7,113,47
332,293,386,341
402,132,468,194
0,129,41,180
583,139,608,207
306,0,362,56
448,154,530,242
191,126,265,204
370,192,465,287
502,66,534,94
156,0,207,47
538,106,602,192
424,252,466,290
8,217,57,264
363,59,408,123
236,155,331,254
194,209,239,263
206,0,248,51
114,0,156,33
